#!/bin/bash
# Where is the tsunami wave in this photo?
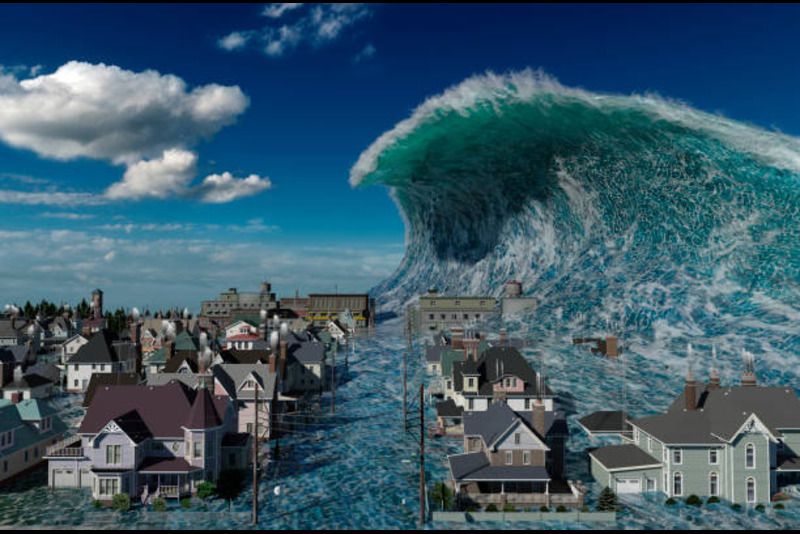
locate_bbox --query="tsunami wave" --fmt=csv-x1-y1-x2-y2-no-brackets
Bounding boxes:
352,69,800,383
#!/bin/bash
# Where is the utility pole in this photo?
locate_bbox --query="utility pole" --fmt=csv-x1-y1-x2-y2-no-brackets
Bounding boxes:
403,345,408,432
419,384,426,527
331,342,336,414
252,383,259,525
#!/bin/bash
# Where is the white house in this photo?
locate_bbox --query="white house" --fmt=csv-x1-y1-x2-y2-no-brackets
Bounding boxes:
65,332,136,393
60,334,88,366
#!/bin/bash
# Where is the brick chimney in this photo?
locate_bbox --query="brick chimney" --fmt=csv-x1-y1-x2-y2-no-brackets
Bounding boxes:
268,353,277,374
462,338,479,361
741,349,757,387
532,399,546,437
707,367,720,390
451,327,464,350
279,339,288,376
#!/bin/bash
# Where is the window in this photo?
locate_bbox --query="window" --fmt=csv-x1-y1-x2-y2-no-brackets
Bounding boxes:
467,378,475,388
646,478,656,492
745,443,755,469
73,380,78,387
746,477,756,503
709,472,719,496
709,449,719,465
522,451,531,465
514,433,521,445
194,440,203,458
98,478,119,496
673,472,683,496
467,398,474,410
672,449,683,465
505,451,513,465
524,399,530,410
105,445,121,465
647,436,653,452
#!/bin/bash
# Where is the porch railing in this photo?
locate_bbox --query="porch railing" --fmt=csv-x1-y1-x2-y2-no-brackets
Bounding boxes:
45,437,84,458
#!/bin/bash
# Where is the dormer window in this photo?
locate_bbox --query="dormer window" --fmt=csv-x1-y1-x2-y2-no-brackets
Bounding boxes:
467,378,475,389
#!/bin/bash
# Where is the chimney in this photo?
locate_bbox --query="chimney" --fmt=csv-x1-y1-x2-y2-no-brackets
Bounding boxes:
604,336,618,358
741,349,757,387
707,346,720,389
268,353,276,374
532,399,546,437
684,369,697,410
451,327,464,350
499,328,507,346
462,338,479,361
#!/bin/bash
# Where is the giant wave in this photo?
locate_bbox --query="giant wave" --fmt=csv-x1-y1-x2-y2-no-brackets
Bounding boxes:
352,70,800,381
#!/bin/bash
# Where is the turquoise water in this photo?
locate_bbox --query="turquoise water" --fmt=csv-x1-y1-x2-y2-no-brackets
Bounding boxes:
2,320,800,529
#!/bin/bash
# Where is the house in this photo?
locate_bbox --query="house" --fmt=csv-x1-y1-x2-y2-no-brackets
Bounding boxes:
0,398,66,483
60,334,89,366
325,320,348,343
213,363,277,440
46,382,249,501
65,331,139,393
143,347,168,376
83,372,142,407
223,320,261,351
449,344,553,414
0,315,27,346
2,371,55,401
285,336,327,393
447,400,582,510
584,354,800,505
140,329,161,355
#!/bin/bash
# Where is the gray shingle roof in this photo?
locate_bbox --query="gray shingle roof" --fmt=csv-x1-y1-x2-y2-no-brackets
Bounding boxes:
449,452,550,482
436,399,463,418
463,401,563,446
289,341,325,364
212,363,277,400
633,385,800,444
590,444,661,470
67,330,120,364
578,410,631,434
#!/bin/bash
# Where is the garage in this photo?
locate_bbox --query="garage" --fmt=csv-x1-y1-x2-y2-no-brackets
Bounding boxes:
616,478,641,494
52,468,74,487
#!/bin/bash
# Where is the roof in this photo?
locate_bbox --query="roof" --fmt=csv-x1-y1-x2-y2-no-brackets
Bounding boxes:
289,341,325,364
83,372,141,407
463,401,563,446
6,373,53,389
426,345,448,363
0,400,65,457
163,353,198,373
436,399,463,418
184,388,223,429
67,330,120,364
0,318,24,339
145,347,167,364
440,350,464,378
212,364,277,400
15,398,58,421
578,410,631,434
220,349,270,365
0,345,29,364
590,444,661,470
113,410,153,443
139,457,201,473
79,382,229,438
452,346,551,398
633,385,800,444
173,331,198,351
146,373,199,389
449,452,550,482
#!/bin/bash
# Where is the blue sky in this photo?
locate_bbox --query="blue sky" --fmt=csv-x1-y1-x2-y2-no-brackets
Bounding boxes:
0,3,799,310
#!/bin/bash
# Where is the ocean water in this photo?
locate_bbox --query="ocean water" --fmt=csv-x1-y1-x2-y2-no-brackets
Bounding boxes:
1,319,800,529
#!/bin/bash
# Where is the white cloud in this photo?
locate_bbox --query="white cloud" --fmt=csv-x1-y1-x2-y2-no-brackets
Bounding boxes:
40,211,96,220
0,189,106,206
105,149,198,200
218,31,251,51
262,3,303,19
103,250,116,262
196,172,272,203
219,4,371,58
0,61,248,164
353,43,376,63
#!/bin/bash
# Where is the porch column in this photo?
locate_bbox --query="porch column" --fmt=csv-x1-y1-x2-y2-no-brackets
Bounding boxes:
545,481,550,507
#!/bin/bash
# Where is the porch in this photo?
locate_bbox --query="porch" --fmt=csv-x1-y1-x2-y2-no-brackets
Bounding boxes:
455,479,585,510
136,457,202,500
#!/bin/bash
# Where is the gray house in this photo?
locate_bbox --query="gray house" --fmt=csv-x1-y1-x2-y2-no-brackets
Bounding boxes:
584,361,800,504
46,382,249,502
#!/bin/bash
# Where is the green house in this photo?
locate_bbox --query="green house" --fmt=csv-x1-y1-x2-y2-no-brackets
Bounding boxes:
583,365,800,505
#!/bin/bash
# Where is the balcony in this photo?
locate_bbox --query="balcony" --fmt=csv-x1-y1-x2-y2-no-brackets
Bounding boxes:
45,437,84,458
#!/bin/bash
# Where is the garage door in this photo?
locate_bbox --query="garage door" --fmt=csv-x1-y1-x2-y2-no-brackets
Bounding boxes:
52,469,74,487
616,478,641,494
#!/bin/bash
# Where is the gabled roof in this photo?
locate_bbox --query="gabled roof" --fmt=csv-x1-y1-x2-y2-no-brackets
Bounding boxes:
67,330,120,364
112,410,153,443
83,372,141,407
173,331,198,352
289,341,325,364
213,364,277,401
5,373,53,390
219,349,270,365
436,399,463,418
463,401,561,447
449,452,550,482
80,383,228,438
146,373,200,389
0,345,29,364
163,353,199,373
578,410,631,435
633,385,800,444
16,398,58,421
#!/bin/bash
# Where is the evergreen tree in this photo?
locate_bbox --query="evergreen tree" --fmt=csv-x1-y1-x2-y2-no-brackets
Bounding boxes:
596,486,619,512
430,481,454,511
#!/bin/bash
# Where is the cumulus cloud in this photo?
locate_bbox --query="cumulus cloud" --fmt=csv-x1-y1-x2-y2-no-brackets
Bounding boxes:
0,61,248,164
0,62,270,204
40,211,96,220
196,172,272,203
219,4,371,58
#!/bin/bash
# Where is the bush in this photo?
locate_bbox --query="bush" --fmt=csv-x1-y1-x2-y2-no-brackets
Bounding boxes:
581,505,590,512
685,494,702,507
430,481,454,511
485,504,498,512
755,504,765,512
665,497,677,506
731,503,742,512
502,503,516,512
196,481,216,500
152,497,167,512
706,496,720,504
556,505,568,512
597,486,619,512
111,493,130,512
540,505,549,512
180,498,192,509
774,503,785,510
92,499,102,509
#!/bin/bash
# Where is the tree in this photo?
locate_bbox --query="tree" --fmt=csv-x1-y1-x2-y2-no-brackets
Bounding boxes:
430,481,454,511
152,497,167,512
596,486,619,512
216,469,246,511
196,481,216,500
